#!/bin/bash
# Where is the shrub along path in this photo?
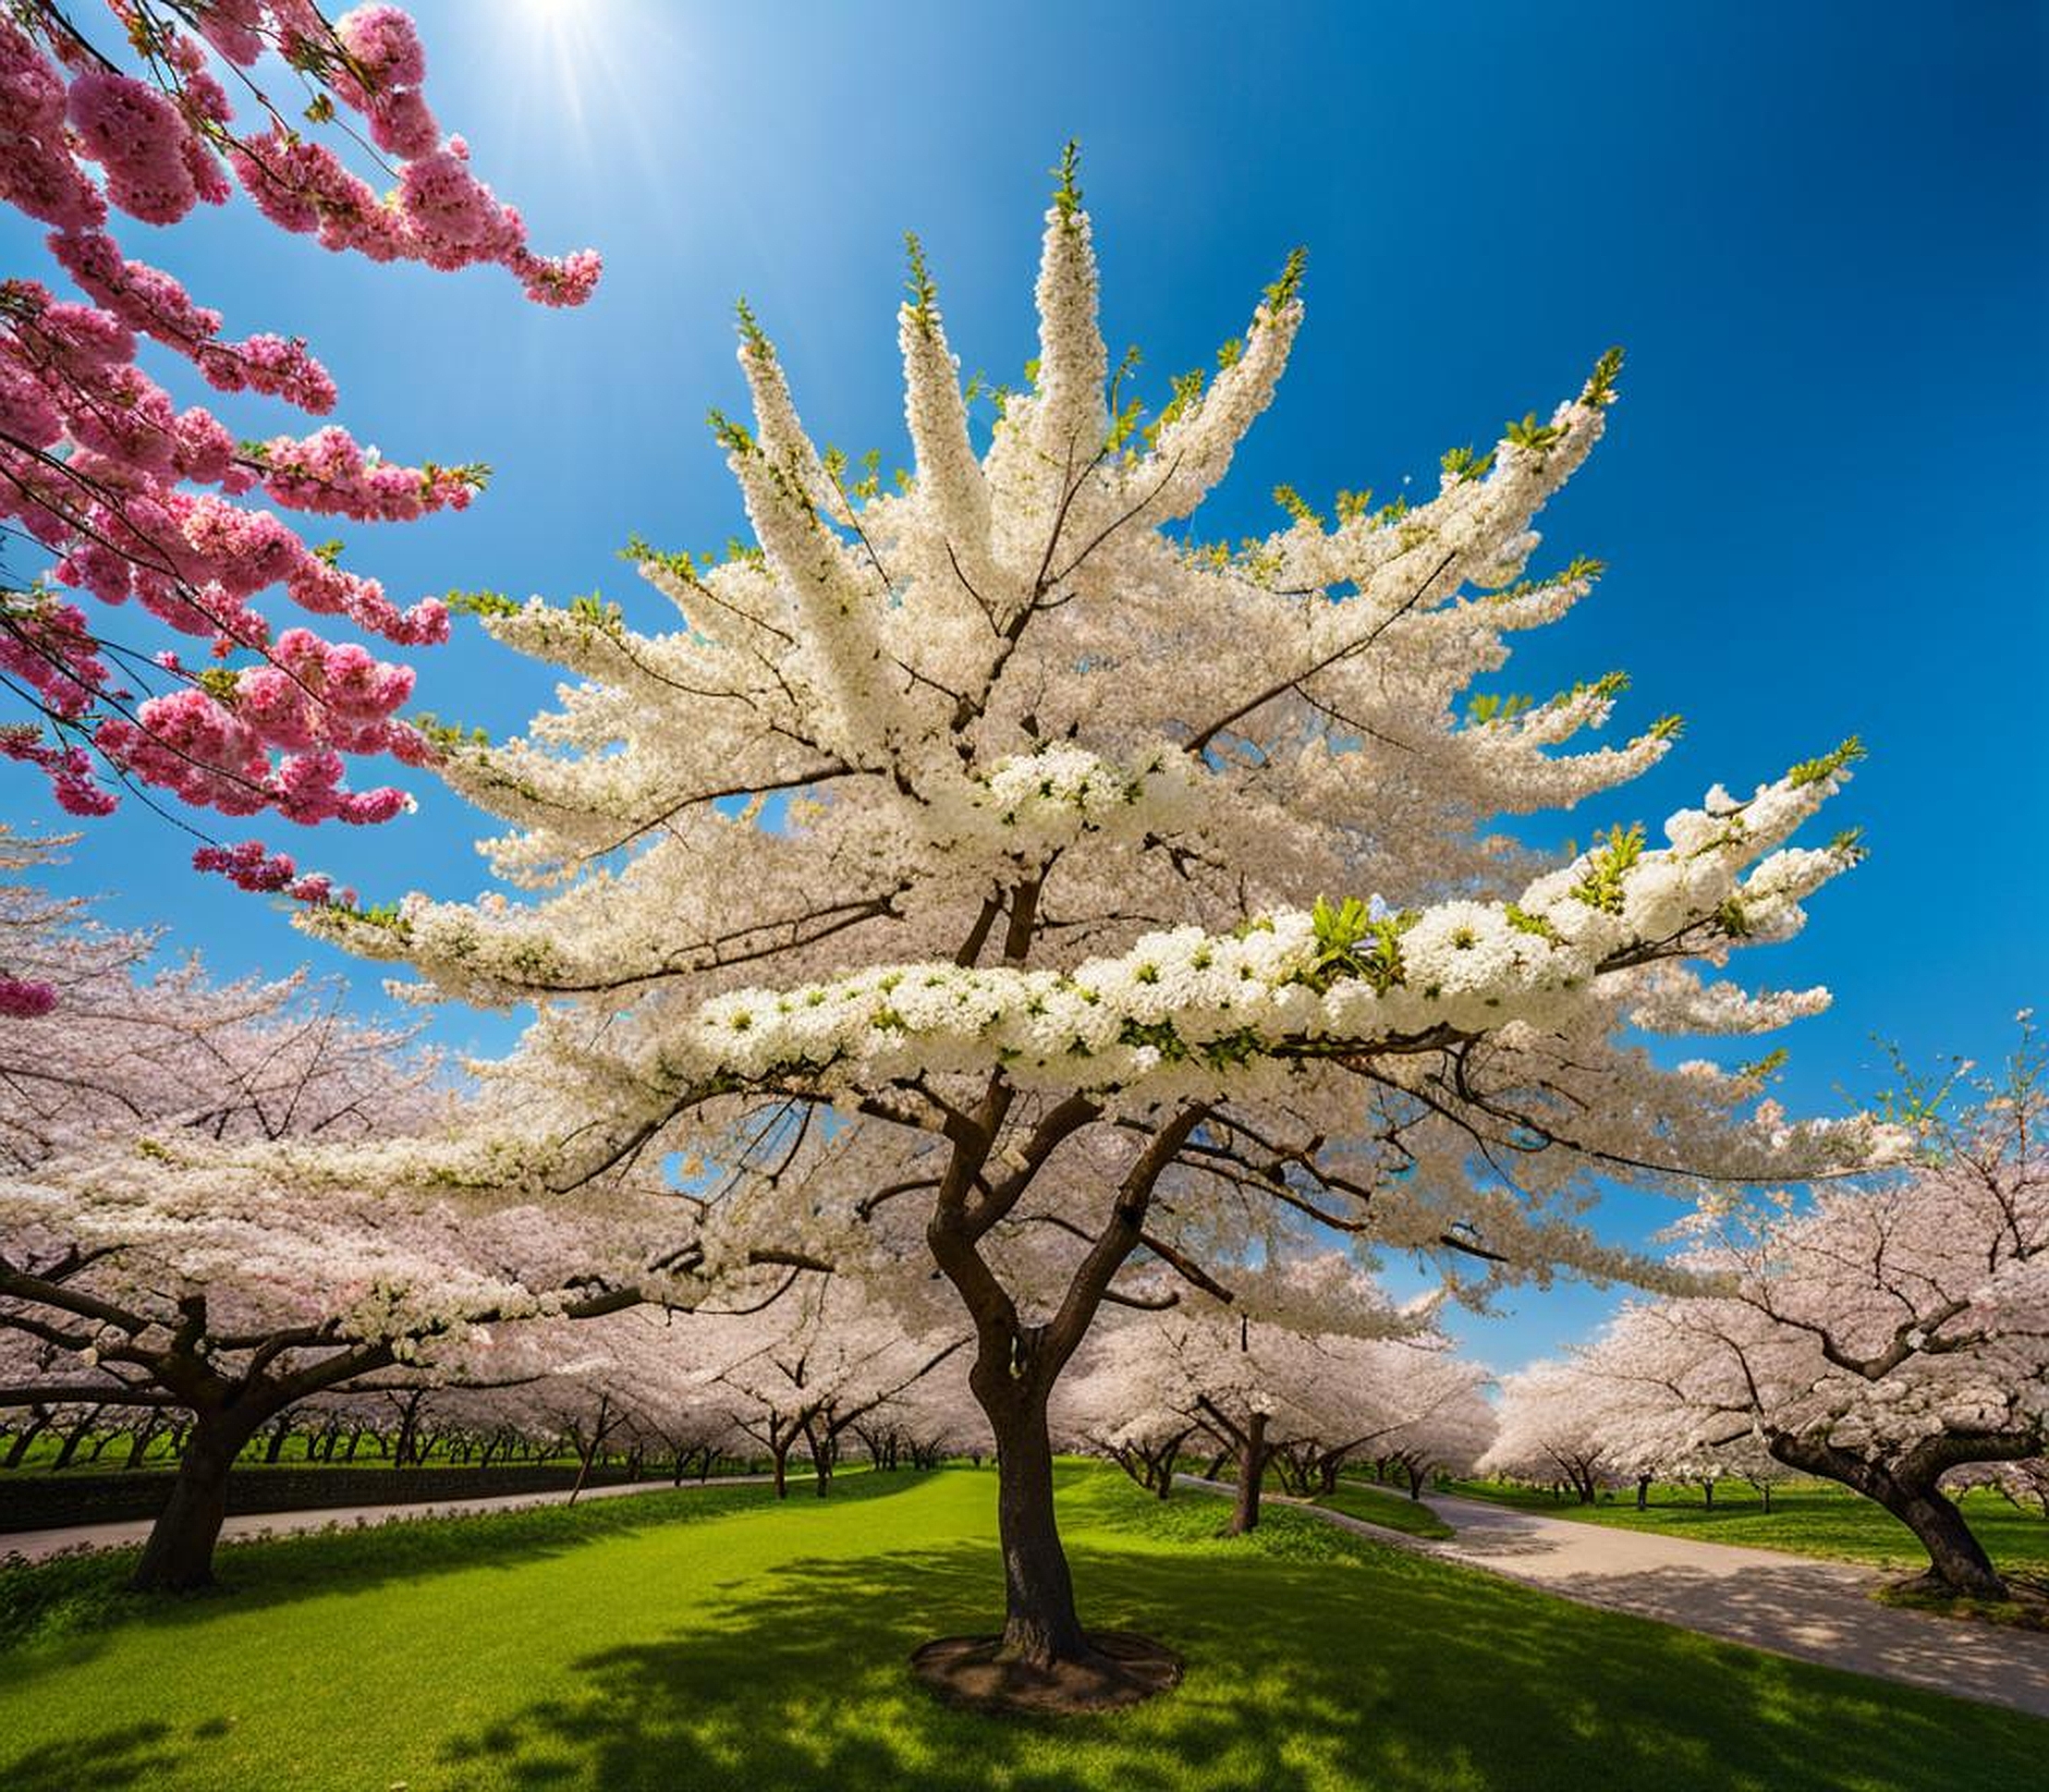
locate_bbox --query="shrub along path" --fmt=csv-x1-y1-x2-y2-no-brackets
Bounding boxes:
1190,1478,2049,1719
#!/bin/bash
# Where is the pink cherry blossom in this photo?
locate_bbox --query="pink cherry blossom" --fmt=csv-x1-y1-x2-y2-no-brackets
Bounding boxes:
0,4,599,844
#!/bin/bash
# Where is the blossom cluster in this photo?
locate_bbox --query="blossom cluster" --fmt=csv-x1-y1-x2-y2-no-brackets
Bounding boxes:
0,1,594,864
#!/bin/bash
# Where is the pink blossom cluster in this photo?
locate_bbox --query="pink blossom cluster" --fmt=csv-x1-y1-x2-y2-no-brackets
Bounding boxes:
49,229,339,413
333,4,437,158
99,695,408,825
229,124,600,304
0,2,598,842
252,425,481,525
0,975,59,1018
191,838,357,908
66,68,213,225
95,624,425,825
0,725,116,816
0,600,107,721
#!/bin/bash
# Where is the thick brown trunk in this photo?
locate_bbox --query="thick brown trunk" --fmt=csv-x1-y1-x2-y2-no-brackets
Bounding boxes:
984,1389,1091,1665
1769,1433,2007,1599
129,1407,259,1592
1886,1482,2006,1597
1227,1411,1268,1536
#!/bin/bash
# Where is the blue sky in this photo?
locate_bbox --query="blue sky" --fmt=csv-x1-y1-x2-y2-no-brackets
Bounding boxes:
6,0,2045,1373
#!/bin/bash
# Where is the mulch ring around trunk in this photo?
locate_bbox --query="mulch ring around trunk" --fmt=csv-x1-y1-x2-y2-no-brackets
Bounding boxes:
909,1630,1184,1714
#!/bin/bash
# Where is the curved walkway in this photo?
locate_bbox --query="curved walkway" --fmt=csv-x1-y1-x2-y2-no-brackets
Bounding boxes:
1181,1477,2049,1719
0,1473,771,1566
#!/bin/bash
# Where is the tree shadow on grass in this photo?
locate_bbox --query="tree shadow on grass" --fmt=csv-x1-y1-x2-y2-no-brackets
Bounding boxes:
0,1472,928,1664
2,1724,186,1792
429,1523,2049,1792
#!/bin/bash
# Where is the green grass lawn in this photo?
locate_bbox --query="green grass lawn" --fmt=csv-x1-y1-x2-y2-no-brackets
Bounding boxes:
1445,1479,2049,1573
1,1464,2042,1792
1314,1479,1457,1540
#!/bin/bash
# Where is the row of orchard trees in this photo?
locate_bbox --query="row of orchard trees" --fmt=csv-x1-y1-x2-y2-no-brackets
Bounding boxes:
0,824,1515,1584
1059,1268,1494,1530
1483,1040,2048,1602
0,831,998,1586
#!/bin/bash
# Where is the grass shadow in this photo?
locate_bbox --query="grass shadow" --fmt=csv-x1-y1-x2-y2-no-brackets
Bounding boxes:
0,1470,930,1660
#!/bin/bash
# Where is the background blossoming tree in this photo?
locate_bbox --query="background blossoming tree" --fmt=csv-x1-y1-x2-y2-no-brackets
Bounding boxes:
308,152,1891,1697
1534,1040,2047,1598
0,837,697,1591
0,1,595,896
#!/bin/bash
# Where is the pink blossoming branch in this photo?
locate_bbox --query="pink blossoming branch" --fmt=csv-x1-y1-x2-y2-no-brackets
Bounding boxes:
0,1,599,902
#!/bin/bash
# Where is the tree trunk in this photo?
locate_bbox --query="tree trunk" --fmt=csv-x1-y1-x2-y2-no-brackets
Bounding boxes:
49,1406,104,1471
125,1417,163,1470
128,1406,261,1593
770,1439,790,1501
1227,1411,1269,1536
1768,1433,2007,1599
3,1407,54,1469
982,1387,1091,1666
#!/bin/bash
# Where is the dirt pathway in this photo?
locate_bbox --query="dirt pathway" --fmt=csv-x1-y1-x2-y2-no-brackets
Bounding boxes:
1180,1477,2049,1720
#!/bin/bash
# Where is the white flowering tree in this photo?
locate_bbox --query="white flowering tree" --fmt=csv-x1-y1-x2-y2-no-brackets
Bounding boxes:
1057,1261,1427,1530
1330,1347,1495,1500
1478,1359,1626,1504
694,1276,966,1497
305,152,1888,1696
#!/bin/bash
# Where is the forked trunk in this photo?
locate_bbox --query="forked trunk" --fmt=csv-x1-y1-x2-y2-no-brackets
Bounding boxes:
1769,1433,2007,1600
129,1406,261,1593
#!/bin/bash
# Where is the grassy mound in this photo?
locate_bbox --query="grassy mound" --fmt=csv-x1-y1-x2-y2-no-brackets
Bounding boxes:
1313,1480,1457,1539
2,1464,2041,1791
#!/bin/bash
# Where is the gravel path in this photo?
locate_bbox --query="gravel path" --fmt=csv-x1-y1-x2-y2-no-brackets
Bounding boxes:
1180,1477,2049,1720
0,1474,773,1565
